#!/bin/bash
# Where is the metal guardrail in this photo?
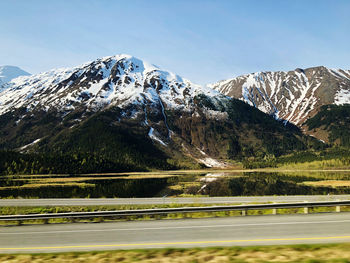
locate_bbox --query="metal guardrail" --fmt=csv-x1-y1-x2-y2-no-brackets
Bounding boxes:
0,200,349,221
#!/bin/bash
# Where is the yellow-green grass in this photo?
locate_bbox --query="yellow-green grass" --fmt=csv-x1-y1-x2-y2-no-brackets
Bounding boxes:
6,174,180,180
1,243,350,262
6,170,350,183
5,167,350,178
303,181,350,187
0,183,95,190
8,175,179,184
279,159,350,170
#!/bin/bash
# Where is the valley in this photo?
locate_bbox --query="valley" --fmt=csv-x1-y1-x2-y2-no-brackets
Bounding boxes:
1,55,349,206
2,1,350,261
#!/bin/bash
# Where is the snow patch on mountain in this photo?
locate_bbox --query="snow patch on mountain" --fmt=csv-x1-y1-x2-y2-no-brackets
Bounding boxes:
335,89,350,105
199,157,226,168
19,138,41,151
148,127,167,146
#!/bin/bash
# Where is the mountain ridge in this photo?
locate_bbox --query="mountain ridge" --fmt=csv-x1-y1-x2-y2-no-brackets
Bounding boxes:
0,54,222,115
210,66,350,126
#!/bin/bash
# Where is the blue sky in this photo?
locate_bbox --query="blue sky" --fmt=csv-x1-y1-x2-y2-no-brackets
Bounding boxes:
1,0,349,85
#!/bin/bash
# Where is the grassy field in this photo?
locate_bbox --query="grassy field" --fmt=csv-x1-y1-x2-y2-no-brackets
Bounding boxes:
0,169,350,198
304,180,350,187
279,159,350,170
1,243,350,262
1,169,350,198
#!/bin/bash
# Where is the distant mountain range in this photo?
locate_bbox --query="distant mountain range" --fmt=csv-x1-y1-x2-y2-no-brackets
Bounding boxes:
0,65,30,90
0,55,321,171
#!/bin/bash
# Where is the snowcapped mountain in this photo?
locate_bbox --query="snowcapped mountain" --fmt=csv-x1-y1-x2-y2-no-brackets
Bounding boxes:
0,54,221,115
0,55,229,165
210,66,350,126
0,55,229,157
0,55,318,169
0,66,30,90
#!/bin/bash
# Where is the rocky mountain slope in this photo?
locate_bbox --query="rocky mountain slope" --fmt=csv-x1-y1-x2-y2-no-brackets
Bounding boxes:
210,67,350,126
0,55,320,172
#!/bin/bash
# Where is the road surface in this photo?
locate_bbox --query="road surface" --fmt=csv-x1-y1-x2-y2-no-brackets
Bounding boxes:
1,195,350,206
1,212,350,253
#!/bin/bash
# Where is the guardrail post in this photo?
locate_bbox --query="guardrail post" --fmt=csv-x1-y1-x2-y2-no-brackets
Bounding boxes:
304,201,309,214
272,203,277,215
336,199,341,212
242,209,247,216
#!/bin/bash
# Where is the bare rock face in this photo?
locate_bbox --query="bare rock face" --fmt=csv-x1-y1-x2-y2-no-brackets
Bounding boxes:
210,66,350,126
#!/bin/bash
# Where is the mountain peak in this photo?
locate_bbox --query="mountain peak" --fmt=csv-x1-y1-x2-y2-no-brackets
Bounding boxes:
0,65,30,83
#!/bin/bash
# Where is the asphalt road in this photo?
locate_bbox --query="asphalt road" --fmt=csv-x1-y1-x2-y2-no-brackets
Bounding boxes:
1,212,350,253
1,195,350,206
